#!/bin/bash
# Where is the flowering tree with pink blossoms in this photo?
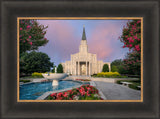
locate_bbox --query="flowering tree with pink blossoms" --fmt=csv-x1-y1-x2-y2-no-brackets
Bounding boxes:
119,20,141,75
19,19,48,54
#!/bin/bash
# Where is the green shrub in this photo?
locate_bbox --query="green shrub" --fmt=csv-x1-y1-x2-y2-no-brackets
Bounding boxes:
31,72,43,78
97,72,121,78
129,84,140,90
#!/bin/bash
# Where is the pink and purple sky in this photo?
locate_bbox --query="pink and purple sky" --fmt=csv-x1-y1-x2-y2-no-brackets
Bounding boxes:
37,20,130,66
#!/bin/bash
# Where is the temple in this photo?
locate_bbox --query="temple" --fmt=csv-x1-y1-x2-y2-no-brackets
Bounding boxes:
61,25,111,76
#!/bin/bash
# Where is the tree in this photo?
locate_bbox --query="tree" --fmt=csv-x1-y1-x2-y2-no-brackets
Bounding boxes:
111,59,123,73
19,19,49,54
111,59,123,66
57,64,63,73
102,64,109,72
20,51,53,74
122,51,140,75
119,19,141,75
111,65,118,72
119,20,141,54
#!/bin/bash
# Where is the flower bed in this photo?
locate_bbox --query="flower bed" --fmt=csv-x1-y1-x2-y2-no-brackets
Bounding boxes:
75,79,91,81
47,84,103,100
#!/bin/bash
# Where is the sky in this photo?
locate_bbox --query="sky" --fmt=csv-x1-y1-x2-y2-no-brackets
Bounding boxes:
37,20,129,66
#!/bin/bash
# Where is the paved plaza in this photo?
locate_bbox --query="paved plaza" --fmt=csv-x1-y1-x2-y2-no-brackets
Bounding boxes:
94,81,141,100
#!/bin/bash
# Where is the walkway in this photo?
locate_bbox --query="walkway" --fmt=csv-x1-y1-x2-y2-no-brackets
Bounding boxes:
94,81,141,100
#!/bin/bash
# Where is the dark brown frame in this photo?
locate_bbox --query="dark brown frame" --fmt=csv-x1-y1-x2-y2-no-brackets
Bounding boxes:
1,0,159,118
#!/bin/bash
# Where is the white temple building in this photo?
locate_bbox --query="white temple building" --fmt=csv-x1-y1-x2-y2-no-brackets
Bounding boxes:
61,26,111,76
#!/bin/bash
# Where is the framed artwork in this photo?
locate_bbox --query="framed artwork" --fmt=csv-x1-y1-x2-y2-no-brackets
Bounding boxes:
17,17,143,102
1,0,159,119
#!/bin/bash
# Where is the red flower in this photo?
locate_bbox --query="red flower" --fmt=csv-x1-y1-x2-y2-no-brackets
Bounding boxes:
29,36,32,39
67,90,72,94
57,92,63,97
63,92,68,97
20,28,23,30
50,93,56,97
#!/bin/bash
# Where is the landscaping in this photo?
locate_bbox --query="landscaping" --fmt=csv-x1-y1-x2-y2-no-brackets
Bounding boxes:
47,84,103,100
116,79,141,90
92,72,127,78
31,72,44,78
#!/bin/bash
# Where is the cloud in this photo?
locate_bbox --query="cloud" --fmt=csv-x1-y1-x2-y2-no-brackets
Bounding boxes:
88,22,126,61
38,20,80,65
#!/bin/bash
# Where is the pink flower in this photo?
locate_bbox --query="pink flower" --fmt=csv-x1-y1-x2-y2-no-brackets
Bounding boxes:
20,28,23,30
133,36,138,40
26,25,31,29
29,42,32,45
137,20,141,24
23,40,25,43
44,38,47,40
129,39,134,43
29,36,31,39
135,45,140,51
26,39,29,41
129,44,132,47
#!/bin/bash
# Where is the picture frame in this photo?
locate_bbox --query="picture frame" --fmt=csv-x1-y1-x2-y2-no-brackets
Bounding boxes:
17,17,143,102
1,0,159,118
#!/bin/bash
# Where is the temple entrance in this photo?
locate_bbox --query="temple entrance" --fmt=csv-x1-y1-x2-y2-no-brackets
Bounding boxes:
76,61,90,76
79,62,88,75
81,64,86,75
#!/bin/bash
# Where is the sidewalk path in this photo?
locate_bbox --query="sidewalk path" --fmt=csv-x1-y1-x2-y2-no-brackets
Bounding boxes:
94,81,141,100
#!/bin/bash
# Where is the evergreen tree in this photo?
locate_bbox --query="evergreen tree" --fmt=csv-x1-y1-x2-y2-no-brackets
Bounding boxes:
57,64,63,73
102,64,109,72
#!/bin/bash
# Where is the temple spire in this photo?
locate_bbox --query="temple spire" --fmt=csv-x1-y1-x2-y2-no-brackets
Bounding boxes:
82,25,86,40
